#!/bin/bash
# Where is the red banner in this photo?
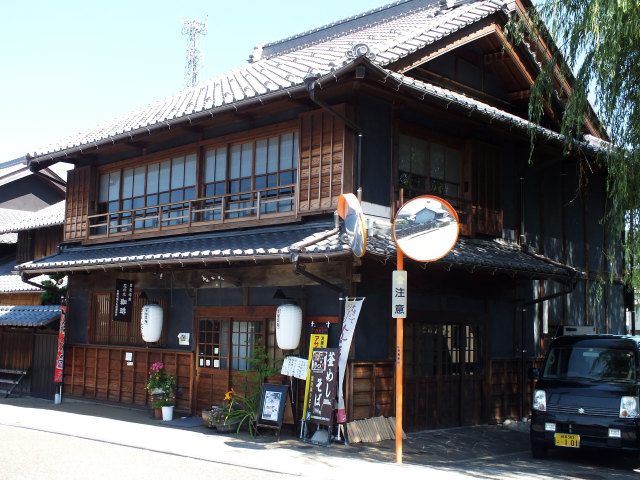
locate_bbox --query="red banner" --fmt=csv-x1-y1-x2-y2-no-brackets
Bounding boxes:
53,303,66,383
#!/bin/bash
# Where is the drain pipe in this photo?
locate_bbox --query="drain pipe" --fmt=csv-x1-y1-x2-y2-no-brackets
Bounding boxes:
290,251,345,341
518,280,577,421
289,215,346,343
304,74,364,190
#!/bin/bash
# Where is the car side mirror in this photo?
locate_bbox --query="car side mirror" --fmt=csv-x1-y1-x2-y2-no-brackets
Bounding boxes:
529,367,540,380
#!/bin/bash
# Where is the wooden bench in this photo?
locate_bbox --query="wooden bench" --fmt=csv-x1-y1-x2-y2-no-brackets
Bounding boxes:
0,368,29,398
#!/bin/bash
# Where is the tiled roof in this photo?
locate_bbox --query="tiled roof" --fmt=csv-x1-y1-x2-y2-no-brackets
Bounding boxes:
29,0,529,161
376,67,567,144
18,215,577,280
0,259,56,293
0,305,60,327
0,209,22,244
0,200,65,234
366,233,579,279
19,219,351,273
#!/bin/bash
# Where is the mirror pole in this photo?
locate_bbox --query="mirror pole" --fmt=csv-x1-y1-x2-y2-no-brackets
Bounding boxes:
395,250,404,464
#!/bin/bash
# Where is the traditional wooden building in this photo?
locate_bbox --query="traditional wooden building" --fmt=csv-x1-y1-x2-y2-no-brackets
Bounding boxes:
0,159,66,397
21,0,625,429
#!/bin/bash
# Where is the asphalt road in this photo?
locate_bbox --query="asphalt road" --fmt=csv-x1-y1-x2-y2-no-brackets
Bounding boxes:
2,423,639,480
1,398,640,479
1,425,289,480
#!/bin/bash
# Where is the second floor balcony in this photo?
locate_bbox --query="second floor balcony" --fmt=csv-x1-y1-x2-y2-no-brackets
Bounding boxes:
88,183,297,239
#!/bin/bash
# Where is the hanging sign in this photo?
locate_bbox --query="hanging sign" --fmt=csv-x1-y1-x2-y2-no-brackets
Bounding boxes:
113,279,134,322
304,347,339,426
336,297,365,423
301,323,329,420
53,302,66,383
281,356,309,380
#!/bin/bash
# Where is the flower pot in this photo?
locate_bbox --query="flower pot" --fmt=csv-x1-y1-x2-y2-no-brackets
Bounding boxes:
154,407,162,419
202,409,214,428
162,405,174,421
214,418,241,433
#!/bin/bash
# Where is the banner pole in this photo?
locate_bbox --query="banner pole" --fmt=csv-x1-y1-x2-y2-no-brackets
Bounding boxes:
395,251,404,464
53,297,67,404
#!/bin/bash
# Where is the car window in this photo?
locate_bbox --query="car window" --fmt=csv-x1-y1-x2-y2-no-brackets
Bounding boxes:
543,346,636,382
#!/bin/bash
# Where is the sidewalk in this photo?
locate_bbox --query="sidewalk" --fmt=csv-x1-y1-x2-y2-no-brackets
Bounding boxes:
0,395,531,474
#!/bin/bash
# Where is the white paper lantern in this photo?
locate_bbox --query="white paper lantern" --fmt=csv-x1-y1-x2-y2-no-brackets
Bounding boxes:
141,303,163,342
276,304,302,350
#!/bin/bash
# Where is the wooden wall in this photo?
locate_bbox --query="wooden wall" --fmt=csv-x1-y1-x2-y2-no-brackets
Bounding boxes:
64,166,95,242
17,227,63,264
299,106,349,212
0,330,34,370
346,361,394,420
31,332,58,397
489,358,544,424
63,345,193,413
0,293,41,306
345,358,543,430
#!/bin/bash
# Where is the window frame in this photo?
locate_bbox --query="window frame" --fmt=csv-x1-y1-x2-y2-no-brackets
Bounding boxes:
396,129,463,207
92,124,299,237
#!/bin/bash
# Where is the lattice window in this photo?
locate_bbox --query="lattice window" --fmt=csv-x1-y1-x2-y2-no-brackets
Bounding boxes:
398,134,461,206
405,322,481,378
197,318,269,371
88,291,167,346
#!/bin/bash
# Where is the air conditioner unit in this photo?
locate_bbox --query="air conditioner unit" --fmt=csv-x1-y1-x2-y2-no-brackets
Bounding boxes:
560,325,596,336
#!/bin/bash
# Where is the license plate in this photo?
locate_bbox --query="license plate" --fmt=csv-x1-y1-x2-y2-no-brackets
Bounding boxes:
555,433,580,448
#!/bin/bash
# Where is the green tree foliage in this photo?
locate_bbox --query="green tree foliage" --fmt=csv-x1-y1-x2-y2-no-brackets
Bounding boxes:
40,274,67,305
508,0,640,289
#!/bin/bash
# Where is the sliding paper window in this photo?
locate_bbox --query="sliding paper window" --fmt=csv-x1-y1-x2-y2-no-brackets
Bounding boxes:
398,134,460,206
97,154,196,234
203,132,298,220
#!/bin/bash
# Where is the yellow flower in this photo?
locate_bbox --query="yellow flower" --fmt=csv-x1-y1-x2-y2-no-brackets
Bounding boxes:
224,388,234,401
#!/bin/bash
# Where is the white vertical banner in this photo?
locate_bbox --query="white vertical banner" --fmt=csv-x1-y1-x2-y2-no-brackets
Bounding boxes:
336,297,365,423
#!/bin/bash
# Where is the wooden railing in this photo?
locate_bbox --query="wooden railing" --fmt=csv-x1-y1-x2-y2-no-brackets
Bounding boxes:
87,184,297,239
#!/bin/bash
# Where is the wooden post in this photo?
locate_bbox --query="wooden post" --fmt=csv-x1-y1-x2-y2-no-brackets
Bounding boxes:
395,251,404,464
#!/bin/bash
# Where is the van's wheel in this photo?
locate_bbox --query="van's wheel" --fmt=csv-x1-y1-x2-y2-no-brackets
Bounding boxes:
531,444,548,459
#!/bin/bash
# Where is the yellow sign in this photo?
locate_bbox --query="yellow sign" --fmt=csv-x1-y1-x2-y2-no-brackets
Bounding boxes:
301,325,328,420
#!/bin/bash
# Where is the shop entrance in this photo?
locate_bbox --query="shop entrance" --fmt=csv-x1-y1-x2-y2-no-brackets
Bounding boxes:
194,306,277,412
403,317,487,430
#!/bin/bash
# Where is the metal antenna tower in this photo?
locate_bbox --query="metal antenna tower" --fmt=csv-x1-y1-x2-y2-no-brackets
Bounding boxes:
181,16,208,88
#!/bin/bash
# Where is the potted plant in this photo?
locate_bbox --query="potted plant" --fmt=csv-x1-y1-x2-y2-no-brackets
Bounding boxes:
145,362,177,420
220,344,284,437
210,389,242,432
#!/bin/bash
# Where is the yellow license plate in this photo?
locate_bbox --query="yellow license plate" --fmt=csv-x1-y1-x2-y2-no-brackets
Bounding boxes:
555,433,580,448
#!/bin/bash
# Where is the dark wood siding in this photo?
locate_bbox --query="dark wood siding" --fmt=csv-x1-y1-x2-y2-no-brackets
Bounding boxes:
65,166,96,242
34,226,63,260
0,330,33,370
31,333,58,397
88,292,167,347
0,293,41,306
299,106,348,212
489,358,544,423
346,361,394,420
63,345,193,413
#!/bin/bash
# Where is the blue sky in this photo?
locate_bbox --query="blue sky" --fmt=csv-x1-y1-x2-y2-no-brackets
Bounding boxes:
0,0,383,172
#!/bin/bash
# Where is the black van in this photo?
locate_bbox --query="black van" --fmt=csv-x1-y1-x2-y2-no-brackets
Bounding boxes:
530,335,640,459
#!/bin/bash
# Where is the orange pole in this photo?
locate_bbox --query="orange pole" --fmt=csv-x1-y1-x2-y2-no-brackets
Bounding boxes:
395,251,404,464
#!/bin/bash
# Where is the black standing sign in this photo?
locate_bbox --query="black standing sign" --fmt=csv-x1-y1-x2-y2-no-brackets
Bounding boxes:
305,347,339,426
113,279,134,322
